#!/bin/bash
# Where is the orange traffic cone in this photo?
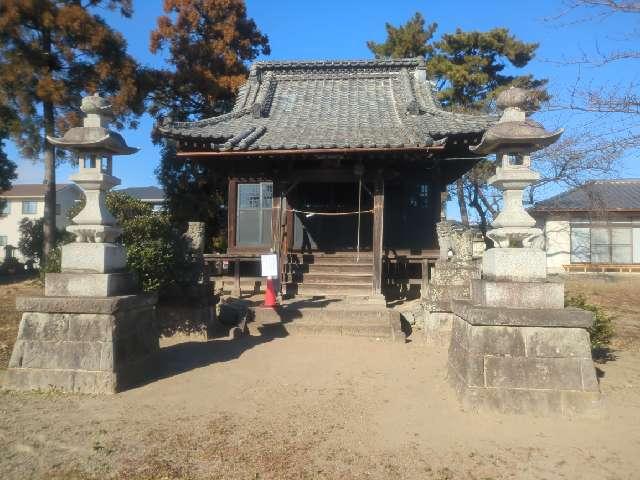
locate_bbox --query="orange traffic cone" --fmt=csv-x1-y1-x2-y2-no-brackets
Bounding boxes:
264,276,277,308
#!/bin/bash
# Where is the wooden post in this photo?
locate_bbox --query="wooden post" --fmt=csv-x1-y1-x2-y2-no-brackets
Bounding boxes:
227,178,238,250
372,175,384,295
233,259,241,297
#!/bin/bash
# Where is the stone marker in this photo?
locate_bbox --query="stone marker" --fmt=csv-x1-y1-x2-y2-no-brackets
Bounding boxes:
447,88,601,415
3,94,158,394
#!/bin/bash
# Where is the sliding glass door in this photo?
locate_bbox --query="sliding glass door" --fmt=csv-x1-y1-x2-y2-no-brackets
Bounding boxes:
237,182,273,246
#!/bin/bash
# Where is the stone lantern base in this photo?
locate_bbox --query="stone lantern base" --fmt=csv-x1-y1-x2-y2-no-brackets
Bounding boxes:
4,294,158,394
447,252,602,416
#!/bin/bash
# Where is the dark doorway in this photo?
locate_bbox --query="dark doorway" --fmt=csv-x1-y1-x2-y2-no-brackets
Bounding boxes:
290,182,373,252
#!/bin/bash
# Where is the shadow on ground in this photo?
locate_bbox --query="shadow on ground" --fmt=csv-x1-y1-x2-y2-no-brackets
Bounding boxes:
137,296,345,388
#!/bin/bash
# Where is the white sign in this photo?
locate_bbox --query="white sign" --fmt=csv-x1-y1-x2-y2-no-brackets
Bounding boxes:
260,253,278,278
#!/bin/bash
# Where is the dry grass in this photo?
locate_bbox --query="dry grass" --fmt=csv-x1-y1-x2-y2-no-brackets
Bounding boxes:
564,274,640,351
0,276,41,369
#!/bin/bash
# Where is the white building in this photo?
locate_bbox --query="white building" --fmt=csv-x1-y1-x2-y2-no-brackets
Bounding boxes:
533,179,640,273
0,183,83,262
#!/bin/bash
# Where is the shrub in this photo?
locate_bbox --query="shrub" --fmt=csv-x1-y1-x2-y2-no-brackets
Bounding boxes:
120,213,194,295
40,246,62,281
65,191,194,297
565,293,614,349
18,217,73,267
0,256,24,275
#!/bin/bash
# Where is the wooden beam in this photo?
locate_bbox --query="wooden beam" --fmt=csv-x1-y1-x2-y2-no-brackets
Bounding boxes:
372,174,384,295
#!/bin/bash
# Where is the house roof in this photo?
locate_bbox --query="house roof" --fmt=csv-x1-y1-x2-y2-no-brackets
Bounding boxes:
117,186,165,201
534,179,640,212
0,183,74,198
158,59,497,153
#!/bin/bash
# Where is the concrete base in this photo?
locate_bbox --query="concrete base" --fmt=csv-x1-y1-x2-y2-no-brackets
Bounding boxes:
471,278,564,309
447,302,601,416
3,294,158,394
45,272,137,297
60,242,127,273
482,247,547,282
423,311,455,344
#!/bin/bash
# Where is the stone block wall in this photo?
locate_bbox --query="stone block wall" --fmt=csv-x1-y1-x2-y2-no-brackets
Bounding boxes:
448,314,601,415
4,295,158,394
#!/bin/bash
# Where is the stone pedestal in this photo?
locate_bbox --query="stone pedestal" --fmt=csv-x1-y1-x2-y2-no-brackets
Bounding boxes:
447,252,602,415
448,300,601,415
423,260,478,341
4,295,158,394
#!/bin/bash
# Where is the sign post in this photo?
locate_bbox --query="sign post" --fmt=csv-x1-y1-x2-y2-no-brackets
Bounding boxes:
260,253,279,307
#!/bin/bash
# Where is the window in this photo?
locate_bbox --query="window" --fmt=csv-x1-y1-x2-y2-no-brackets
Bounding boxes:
0,202,10,216
0,235,6,246
408,183,429,208
22,201,37,214
236,182,273,246
570,217,639,264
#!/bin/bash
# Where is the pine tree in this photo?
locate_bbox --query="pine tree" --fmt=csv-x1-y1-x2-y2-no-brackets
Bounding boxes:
150,0,270,247
367,13,437,59
367,14,547,230
0,0,148,262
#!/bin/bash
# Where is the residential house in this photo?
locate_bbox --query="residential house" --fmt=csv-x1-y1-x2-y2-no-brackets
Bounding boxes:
0,183,83,262
117,186,165,211
533,179,640,273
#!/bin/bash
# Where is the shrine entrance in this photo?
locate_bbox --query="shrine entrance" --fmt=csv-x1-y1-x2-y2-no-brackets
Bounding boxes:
288,181,373,253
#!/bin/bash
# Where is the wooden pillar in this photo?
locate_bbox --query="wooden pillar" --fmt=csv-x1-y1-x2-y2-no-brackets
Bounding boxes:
233,259,241,297
227,178,238,250
271,179,281,252
372,174,384,295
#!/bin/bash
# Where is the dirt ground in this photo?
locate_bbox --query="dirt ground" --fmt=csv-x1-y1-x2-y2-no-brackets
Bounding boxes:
0,275,639,479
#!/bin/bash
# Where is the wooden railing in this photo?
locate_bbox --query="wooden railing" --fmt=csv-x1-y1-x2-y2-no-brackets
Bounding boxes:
563,263,640,273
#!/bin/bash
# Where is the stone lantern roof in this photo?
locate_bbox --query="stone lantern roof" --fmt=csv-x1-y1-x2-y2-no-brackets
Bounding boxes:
47,94,138,155
469,87,563,155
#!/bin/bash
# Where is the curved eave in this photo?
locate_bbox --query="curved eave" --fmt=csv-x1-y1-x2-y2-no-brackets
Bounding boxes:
469,128,563,155
47,135,138,155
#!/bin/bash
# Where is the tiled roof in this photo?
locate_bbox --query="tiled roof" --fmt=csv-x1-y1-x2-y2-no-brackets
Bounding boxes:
0,183,73,197
158,59,497,152
118,186,165,201
534,179,640,212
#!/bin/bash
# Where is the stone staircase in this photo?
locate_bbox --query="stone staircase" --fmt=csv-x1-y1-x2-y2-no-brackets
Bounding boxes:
248,298,405,342
285,252,375,299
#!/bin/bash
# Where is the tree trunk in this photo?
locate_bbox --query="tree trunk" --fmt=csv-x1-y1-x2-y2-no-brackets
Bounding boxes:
42,101,56,264
42,29,56,264
456,178,469,226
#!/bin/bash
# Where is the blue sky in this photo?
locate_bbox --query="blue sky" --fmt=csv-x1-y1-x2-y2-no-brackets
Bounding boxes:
6,0,639,196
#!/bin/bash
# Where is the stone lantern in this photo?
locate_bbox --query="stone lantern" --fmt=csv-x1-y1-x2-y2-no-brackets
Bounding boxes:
446,87,601,415
48,94,136,275
4,94,158,394
470,88,562,251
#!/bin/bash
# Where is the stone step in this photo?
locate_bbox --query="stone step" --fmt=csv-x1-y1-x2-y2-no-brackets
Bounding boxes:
293,273,372,285
288,283,373,297
288,263,372,275
248,305,404,341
